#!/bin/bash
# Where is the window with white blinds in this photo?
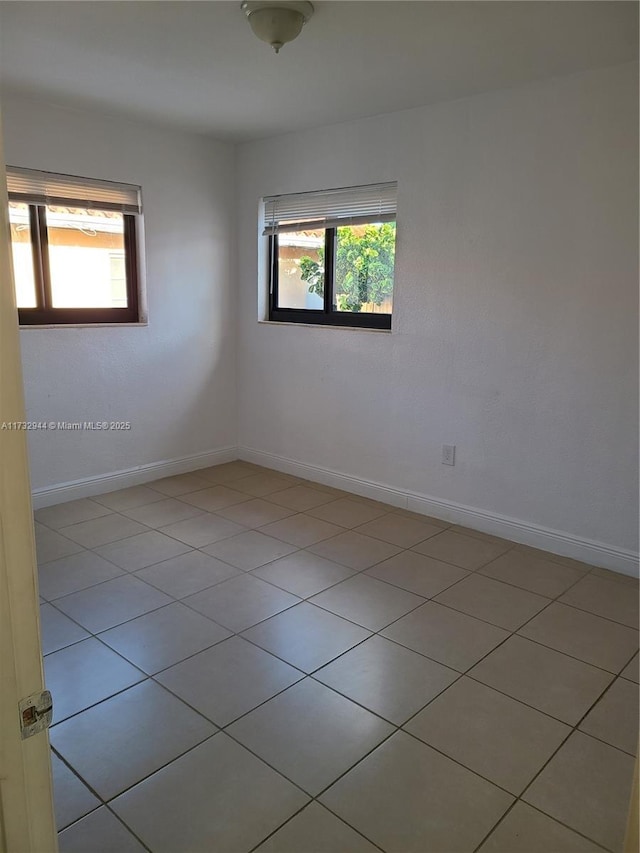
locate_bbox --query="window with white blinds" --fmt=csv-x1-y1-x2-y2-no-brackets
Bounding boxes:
6,167,142,214
263,181,396,235
266,180,397,330
7,166,143,325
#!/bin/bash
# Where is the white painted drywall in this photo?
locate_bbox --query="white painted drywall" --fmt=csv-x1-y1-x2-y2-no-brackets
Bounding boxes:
1,96,236,490
236,62,639,554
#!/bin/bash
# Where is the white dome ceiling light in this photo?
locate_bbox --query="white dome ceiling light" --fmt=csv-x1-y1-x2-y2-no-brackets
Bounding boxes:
241,1,314,54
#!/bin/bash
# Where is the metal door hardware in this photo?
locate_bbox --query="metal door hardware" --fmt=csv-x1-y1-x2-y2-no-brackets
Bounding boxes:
19,690,53,739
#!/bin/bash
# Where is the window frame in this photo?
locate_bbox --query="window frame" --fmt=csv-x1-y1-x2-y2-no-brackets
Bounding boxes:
10,201,140,326
268,225,393,331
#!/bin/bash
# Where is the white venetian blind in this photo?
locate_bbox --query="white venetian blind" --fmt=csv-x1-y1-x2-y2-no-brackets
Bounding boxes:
6,167,142,214
263,181,397,235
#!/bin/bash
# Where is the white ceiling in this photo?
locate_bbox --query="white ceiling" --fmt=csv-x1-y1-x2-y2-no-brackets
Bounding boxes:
0,1,637,141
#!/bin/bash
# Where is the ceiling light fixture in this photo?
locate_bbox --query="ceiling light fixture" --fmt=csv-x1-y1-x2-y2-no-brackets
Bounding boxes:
241,1,314,54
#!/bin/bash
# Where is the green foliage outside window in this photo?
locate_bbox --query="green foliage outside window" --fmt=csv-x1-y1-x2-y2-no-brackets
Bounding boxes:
299,222,396,312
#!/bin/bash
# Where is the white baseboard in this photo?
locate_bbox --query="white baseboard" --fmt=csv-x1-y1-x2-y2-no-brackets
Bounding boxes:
31,446,238,510
32,443,638,578
238,446,639,578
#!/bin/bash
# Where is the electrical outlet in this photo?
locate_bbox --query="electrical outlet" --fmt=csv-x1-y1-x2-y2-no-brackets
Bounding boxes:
442,444,456,466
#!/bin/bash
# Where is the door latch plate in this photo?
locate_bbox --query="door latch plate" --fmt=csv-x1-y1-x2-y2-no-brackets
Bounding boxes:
19,690,53,739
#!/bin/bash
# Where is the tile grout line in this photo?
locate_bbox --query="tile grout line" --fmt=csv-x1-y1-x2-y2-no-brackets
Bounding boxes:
46,538,635,740
470,796,613,853
54,634,625,853
44,537,635,736
40,464,638,851
36,470,640,583
49,582,477,849
245,796,387,853
135,559,632,844
466,568,637,852
103,803,154,853
39,497,639,634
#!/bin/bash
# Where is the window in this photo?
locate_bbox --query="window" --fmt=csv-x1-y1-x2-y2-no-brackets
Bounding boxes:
265,182,397,330
7,167,142,325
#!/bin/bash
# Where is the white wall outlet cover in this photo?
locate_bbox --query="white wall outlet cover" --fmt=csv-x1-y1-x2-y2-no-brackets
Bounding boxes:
442,444,456,466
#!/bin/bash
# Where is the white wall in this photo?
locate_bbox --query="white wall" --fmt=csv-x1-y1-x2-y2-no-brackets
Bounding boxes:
237,62,639,555
1,96,236,492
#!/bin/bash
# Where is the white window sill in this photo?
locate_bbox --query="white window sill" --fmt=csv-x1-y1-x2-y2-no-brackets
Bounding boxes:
20,321,148,330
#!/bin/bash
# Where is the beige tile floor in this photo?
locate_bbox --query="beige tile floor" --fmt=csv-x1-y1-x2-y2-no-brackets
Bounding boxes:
36,461,639,853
